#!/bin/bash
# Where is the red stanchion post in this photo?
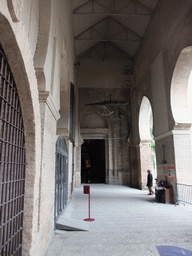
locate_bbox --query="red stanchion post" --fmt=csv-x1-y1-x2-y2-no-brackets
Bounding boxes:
83,185,95,222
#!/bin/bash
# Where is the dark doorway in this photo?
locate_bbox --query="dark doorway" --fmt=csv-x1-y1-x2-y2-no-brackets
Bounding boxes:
81,140,105,183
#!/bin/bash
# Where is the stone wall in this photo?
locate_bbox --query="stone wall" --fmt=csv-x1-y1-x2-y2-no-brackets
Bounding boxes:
132,1,192,195
0,0,75,255
78,88,131,185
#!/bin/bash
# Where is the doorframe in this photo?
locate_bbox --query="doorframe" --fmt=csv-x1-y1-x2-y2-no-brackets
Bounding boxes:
55,136,68,223
80,128,108,183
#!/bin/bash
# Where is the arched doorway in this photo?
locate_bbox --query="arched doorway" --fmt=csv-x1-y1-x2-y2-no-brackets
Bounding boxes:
0,45,26,255
139,96,156,189
80,111,108,184
55,136,68,222
0,12,42,254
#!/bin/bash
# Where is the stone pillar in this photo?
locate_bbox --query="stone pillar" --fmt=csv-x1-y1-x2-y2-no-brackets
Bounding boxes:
114,118,122,172
35,91,60,254
154,123,192,203
119,117,130,185
105,138,109,184
130,144,140,188
108,120,115,183
173,124,192,184
75,136,84,187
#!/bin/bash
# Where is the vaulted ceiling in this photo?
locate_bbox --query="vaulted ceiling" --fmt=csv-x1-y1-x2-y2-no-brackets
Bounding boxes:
72,0,159,59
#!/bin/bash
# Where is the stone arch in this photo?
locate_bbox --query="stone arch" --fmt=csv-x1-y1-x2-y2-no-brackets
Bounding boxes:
34,0,52,91
170,46,192,186
139,96,152,141
0,14,41,254
81,112,108,129
171,46,192,123
139,96,156,189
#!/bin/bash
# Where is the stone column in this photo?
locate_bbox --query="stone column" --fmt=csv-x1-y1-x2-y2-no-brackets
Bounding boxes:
120,117,130,185
173,124,192,184
105,138,109,184
75,136,84,187
37,91,60,248
108,119,115,183
113,117,122,184
130,143,140,188
154,123,192,203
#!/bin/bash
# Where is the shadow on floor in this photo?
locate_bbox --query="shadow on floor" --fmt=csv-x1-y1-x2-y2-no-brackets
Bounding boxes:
141,195,157,203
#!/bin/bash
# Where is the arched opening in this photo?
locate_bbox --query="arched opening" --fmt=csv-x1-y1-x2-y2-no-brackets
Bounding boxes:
0,14,41,254
55,136,68,222
170,46,192,185
171,47,192,124
0,45,26,255
81,139,106,184
139,96,156,189
80,111,108,184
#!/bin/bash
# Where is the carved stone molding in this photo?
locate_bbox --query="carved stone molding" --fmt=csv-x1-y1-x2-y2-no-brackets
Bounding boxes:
80,128,108,140
7,0,23,22
39,91,60,121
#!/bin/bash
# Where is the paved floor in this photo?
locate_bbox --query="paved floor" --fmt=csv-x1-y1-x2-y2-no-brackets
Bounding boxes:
45,184,192,256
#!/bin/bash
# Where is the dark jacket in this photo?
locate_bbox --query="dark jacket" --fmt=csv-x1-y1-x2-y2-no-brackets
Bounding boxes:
147,172,153,187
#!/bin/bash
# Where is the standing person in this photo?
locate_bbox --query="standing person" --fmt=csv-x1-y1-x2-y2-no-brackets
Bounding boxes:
147,170,154,195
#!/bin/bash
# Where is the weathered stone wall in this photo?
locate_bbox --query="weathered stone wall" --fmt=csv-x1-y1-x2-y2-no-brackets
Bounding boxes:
78,87,131,185
0,1,41,254
31,93,59,256
76,58,131,89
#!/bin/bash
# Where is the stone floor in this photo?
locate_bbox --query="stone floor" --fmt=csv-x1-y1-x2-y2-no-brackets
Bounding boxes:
45,184,192,256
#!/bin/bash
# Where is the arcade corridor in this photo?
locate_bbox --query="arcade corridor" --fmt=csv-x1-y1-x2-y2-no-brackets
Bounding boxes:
2,1,192,255
46,185,192,256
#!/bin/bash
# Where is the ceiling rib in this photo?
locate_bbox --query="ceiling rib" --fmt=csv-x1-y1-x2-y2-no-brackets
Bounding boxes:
75,16,142,42
73,0,153,15
76,39,141,42
73,0,92,13
133,0,153,13
76,41,133,60
73,0,109,14
73,13,151,16
73,0,159,58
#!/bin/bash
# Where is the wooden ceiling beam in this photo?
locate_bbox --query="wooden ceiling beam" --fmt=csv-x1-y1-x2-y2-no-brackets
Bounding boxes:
73,13,151,16
75,39,141,42
73,0,153,15
75,16,142,40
